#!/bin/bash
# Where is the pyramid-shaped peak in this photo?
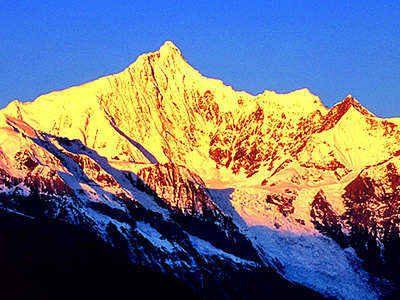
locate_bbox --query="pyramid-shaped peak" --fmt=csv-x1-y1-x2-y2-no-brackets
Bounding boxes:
129,40,185,71
316,94,375,132
343,94,360,106
159,41,181,55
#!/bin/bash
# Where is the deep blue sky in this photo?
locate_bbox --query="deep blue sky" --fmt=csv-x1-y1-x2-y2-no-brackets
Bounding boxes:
1,1,399,117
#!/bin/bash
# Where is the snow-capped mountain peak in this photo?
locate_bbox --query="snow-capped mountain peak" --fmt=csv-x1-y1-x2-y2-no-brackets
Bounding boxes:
159,40,181,54
1,42,399,299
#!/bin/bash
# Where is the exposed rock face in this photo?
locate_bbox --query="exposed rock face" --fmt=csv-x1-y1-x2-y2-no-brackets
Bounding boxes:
1,41,400,299
136,163,216,214
266,192,295,217
341,159,400,281
311,190,348,248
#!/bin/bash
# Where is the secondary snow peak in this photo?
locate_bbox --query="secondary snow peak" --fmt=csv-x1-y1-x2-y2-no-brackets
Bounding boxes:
341,94,375,117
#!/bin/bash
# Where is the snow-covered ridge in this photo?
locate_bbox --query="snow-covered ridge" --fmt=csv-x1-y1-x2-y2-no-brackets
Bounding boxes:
3,41,397,185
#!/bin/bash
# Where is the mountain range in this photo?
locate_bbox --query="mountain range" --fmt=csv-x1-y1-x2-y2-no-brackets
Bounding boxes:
1,41,400,299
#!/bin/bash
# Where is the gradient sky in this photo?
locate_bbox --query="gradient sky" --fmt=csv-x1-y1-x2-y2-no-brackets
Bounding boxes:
1,1,399,117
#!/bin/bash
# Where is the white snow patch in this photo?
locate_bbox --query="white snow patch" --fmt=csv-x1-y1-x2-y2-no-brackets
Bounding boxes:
83,207,131,235
188,234,257,267
250,226,379,300
130,189,171,219
136,221,176,252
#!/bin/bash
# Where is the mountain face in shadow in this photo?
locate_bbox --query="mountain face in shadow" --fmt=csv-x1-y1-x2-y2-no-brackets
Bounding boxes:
0,210,200,300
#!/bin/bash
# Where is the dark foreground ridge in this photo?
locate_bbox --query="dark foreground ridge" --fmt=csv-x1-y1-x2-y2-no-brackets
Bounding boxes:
0,209,325,300
0,209,199,300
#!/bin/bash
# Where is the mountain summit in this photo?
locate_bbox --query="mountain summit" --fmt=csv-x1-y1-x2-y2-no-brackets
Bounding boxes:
159,40,182,53
1,42,400,299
